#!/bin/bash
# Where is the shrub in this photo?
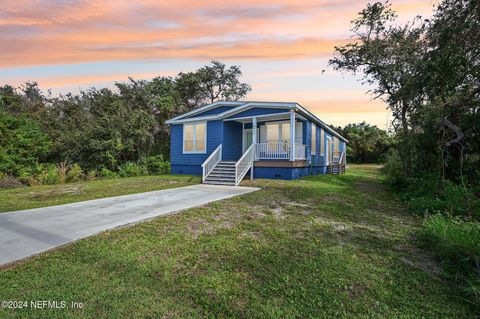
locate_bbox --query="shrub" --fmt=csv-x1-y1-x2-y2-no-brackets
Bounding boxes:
119,162,148,177
99,168,119,179
37,164,60,185
0,173,23,189
66,163,83,183
382,149,407,187
85,169,97,181
397,174,480,218
145,155,171,175
56,162,71,184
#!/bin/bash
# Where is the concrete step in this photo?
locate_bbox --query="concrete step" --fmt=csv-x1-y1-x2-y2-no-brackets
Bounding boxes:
203,180,236,186
205,178,235,183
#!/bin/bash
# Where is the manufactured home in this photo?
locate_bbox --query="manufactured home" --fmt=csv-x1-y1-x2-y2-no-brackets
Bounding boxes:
166,101,347,185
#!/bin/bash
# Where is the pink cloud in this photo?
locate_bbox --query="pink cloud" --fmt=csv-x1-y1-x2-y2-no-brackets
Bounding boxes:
0,0,435,68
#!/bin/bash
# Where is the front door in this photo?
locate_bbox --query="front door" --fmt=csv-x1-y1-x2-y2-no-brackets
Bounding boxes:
243,128,259,152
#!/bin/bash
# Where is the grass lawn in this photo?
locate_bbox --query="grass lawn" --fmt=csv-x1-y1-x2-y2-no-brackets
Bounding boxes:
0,174,200,212
0,165,476,318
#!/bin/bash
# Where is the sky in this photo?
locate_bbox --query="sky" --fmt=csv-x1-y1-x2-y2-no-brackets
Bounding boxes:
0,0,436,129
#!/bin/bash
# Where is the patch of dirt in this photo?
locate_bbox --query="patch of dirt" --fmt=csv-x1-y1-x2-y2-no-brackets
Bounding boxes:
320,194,345,203
30,185,83,198
239,231,262,240
311,217,352,232
220,220,234,229
187,218,214,239
400,256,442,276
345,283,367,298
271,206,285,219
395,243,442,276
282,201,309,207
168,180,179,184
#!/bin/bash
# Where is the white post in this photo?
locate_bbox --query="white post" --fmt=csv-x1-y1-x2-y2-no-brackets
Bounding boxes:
242,122,245,152
290,110,295,161
251,117,257,179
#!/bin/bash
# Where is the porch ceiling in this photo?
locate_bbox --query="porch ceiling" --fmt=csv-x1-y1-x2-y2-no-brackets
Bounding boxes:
224,112,306,123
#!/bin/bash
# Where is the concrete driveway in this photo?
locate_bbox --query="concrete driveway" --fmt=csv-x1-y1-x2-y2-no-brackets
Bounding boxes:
0,184,259,266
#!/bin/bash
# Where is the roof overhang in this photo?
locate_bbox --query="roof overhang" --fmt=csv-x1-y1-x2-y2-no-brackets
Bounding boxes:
166,101,348,143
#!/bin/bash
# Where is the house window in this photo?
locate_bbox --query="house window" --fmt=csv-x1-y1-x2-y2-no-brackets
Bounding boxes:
311,123,316,155
334,137,340,153
183,122,206,153
266,122,290,144
320,129,325,155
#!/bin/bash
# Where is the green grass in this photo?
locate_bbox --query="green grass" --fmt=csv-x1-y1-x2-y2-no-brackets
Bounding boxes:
0,174,200,212
0,165,476,318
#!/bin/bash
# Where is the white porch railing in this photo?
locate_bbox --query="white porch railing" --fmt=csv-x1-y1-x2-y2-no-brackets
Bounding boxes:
255,142,306,160
201,144,222,182
235,144,254,185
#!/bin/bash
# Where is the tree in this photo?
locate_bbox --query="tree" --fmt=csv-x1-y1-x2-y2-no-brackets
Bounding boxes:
329,2,426,172
0,112,50,177
337,122,393,163
329,0,480,186
197,61,251,103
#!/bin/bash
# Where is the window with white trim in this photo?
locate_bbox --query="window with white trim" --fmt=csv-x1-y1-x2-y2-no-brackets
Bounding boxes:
183,122,206,153
320,128,325,155
334,137,340,153
311,123,316,155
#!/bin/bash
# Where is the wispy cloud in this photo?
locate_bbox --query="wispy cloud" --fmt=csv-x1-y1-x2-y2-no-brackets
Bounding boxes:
0,0,435,127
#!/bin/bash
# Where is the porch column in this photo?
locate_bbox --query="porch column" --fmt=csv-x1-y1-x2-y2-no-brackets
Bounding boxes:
290,110,295,161
251,117,257,179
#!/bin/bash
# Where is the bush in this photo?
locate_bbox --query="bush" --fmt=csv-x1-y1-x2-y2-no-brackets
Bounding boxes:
118,162,148,177
395,174,480,218
85,169,97,181
99,168,119,179
56,162,70,184
0,173,23,189
36,164,60,185
423,214,480,304
382,149,407,187
145,155,171,175
66,163,83,183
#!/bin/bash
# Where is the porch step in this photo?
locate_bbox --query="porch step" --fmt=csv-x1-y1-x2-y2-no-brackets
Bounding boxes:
208,171,235,178
213,165,235,170
203,180,236,186
212,167,235,174
203,160,238,186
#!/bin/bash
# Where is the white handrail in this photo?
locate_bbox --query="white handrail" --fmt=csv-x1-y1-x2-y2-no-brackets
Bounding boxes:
201,144,222,182
234,144,254,186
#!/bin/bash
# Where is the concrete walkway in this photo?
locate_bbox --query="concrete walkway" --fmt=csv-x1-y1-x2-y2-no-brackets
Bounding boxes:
0,184,259,266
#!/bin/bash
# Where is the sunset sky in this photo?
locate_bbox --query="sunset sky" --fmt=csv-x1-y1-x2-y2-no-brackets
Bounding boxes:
0,0,436,128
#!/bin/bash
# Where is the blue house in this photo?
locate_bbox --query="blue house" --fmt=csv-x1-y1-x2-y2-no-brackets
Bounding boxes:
166,101,347,185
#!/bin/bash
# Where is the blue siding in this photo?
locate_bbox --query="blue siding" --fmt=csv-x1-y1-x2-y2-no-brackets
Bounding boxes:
184,105,238,118
222,121,242,160
171,164,202,175
252,167,319,180
225,107,289,120
170,120,223,167
169,107,347,178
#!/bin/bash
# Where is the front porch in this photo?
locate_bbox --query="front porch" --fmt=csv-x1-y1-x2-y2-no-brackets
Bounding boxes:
229,109,307,162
